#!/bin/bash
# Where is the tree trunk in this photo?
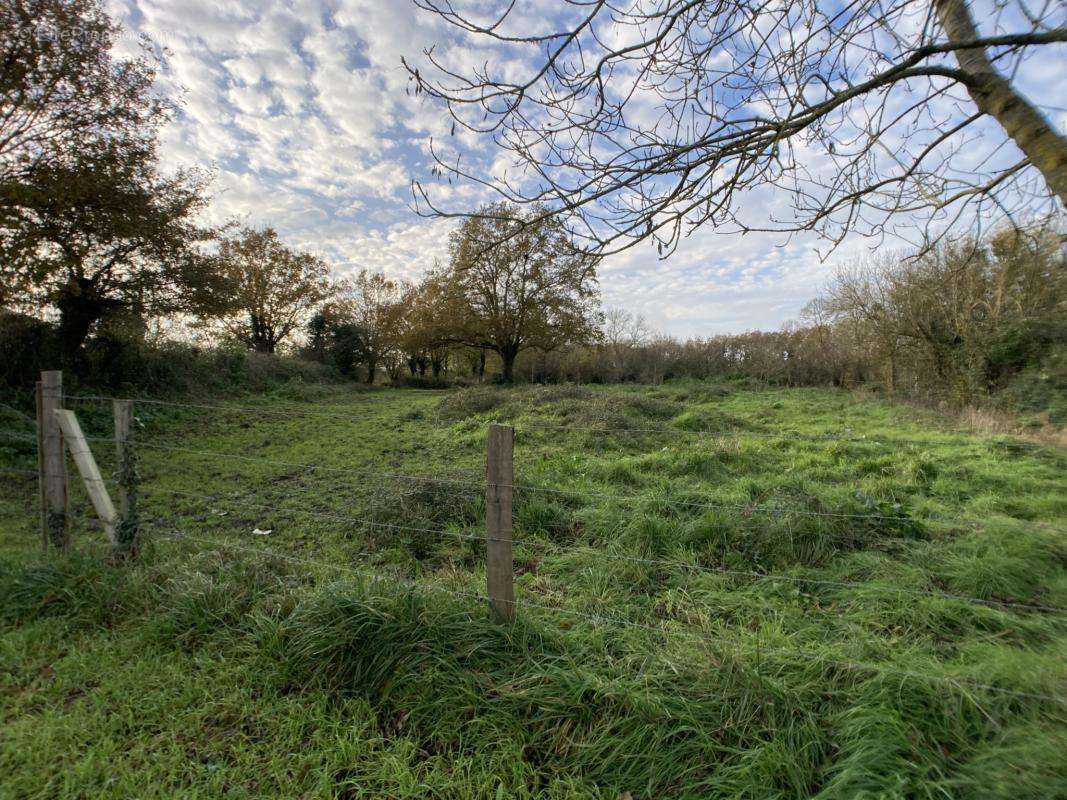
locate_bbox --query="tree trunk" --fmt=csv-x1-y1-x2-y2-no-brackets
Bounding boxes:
478,349,486,378
500,348,517,383
935,0,1067,204
55,277,110,364
249,314,275,354
366,360,377,384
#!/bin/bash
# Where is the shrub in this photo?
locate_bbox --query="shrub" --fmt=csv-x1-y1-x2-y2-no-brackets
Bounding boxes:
673,407,756,433
392,375,453,390
361,477,483,559
0,554,133,626
0,313,345,398
0,311,61,391
528,384,595,405
436,387,508,421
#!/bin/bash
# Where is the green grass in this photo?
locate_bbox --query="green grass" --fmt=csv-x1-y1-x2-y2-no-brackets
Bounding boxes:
1,381,1065,798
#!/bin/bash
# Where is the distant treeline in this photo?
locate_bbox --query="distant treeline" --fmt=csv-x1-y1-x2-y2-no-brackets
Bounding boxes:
3,225,1063,423
503,226,1067,421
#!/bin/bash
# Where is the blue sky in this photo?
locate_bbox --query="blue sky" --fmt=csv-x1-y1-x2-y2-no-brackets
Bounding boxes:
106,0,1066,337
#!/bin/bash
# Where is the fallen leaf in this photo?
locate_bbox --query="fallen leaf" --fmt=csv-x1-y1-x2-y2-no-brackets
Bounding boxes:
252,528,272,536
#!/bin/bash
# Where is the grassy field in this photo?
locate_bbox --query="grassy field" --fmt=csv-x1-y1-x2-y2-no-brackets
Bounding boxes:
1,381,1065,799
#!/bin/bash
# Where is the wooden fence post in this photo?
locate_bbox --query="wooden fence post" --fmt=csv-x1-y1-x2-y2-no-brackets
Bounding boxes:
486,423,515,624
113,399,139,555
36,381,45,541
53,410,118,546
39,370,68,550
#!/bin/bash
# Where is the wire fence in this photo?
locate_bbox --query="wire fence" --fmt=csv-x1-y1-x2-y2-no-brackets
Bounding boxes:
20,429,1059,537
148,525,1066,705
3,386,1066,709
138,482,1067,615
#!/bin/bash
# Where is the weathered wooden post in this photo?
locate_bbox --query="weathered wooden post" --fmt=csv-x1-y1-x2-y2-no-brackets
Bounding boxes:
486,423,515,624
35,380,44,539
113,399,139,555
54,410,118,546
38,370,68,550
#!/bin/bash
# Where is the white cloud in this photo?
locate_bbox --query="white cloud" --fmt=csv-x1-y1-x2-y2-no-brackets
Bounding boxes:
105,0,1065,339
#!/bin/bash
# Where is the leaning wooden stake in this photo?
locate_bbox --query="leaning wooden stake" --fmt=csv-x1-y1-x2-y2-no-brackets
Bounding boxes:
113,400,139,555
486,423,515,624
39,370,68,550
53,409,119,546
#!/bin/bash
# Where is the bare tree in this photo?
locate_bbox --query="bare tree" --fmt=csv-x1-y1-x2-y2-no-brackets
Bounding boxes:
407,0,1066,256
602,306,651,379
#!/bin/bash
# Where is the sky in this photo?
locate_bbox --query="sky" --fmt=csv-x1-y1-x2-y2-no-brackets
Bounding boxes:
104,0,1066,338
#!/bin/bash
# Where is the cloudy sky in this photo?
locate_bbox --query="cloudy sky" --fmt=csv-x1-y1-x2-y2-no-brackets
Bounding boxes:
105,0,1064,337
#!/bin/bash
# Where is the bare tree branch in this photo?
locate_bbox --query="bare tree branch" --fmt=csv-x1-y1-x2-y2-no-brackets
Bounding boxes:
406,0,1067,257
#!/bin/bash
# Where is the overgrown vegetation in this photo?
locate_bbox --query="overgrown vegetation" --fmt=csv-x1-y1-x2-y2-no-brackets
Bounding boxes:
0,310,347,398
1,383,1064,798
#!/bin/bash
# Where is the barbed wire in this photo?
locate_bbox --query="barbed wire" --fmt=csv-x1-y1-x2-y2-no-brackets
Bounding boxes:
141,484,535,549
82,435,485,491
49,431,1067,535
0,430,37,442
150,526,1067,706
0,466,37,476
0,403,36,426
588,550,1067,614
6,408,1066,613
8,419,1064,536
140,480,1065,616
67,434,914,523
510,480,925,521
510,482,1067,536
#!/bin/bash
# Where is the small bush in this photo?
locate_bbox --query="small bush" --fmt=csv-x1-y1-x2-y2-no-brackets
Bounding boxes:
392,375,453,390
0,312,61,391
528,384,594,405
515,495,580,544
362,477,483,559
623,394,681,419
146,551,293,647
673,407,755,433
436,387,507,421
